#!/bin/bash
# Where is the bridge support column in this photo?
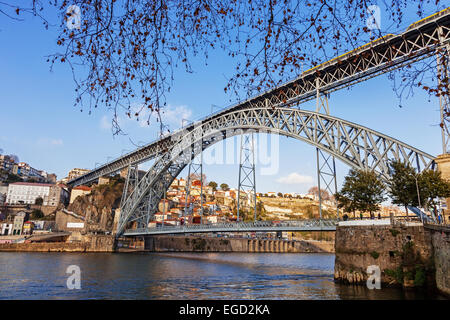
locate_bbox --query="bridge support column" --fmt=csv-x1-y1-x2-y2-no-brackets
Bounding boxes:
237,131,257,222
435,154,450,217
118,164,140,232
184,140,204,220
315,82,339,221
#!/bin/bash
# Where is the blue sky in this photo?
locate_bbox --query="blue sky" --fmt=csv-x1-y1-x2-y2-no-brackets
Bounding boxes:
0,3,445,194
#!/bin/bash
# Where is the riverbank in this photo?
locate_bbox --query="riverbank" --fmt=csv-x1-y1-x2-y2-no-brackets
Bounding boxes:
0,234,334,254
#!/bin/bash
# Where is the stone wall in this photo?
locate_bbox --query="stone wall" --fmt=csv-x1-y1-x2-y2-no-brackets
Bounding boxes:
0,234,116,252
55,210,85,232
427,224,450,296
141,236,334,253
0,242,88,252
85,234,116,252
334,224,434,288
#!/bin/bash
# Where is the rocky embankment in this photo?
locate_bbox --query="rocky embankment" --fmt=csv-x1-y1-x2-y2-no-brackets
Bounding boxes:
68,176,124,232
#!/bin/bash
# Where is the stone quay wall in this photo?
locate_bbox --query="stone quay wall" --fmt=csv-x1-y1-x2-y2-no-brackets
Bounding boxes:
142,236,334,253
0,242,88,252
426,224,450,296
334,224,435,288
0,234,116,252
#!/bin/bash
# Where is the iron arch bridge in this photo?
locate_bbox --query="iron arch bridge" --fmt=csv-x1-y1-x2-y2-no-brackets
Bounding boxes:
117,107,435,237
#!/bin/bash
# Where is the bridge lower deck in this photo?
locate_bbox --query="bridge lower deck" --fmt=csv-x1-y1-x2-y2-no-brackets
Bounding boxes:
122,220,337,236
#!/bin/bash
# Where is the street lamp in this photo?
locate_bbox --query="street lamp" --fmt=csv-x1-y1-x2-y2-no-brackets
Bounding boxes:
413,174,423,223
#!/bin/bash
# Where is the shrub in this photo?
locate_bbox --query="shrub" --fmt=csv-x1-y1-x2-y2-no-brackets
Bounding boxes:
389,229,400,237
414,265,426,287
385,267,403,283
31,209,44,219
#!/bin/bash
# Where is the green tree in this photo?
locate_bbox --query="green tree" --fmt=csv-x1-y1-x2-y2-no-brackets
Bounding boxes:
387,160,419,217
277,192,283,198
34,197,44,206
208,181,218,191
419,169,450,215
31,209,44,219
356,170,386,217
220,183,229,191
256,201,266,220
335,192,357,217
1,169,23,184
335,169,386,218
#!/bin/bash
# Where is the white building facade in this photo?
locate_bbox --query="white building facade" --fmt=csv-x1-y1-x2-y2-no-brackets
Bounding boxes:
6,182,69,206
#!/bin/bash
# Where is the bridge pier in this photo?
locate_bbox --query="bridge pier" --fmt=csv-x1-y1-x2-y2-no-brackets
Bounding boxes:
435,154,450,220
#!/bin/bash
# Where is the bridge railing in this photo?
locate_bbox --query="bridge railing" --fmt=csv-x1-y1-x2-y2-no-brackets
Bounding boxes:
123,219,338,235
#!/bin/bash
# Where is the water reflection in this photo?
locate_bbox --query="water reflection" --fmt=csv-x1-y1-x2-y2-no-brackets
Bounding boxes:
0,252,445,300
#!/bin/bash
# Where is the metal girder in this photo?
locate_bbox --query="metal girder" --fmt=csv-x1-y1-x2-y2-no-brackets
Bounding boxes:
69,13,450,187
115,107,435,236
314,82,339,221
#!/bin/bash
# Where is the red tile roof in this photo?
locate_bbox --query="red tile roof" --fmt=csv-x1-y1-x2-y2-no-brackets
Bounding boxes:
73,185,91,191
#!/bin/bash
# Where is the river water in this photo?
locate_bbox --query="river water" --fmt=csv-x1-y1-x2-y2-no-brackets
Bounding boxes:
0,252,444,299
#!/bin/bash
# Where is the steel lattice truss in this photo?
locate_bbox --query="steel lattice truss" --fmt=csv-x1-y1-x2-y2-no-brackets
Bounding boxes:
69,13,450,187
116,107,435,236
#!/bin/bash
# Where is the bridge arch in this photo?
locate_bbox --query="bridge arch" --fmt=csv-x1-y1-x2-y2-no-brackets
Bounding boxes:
117,107,435,235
